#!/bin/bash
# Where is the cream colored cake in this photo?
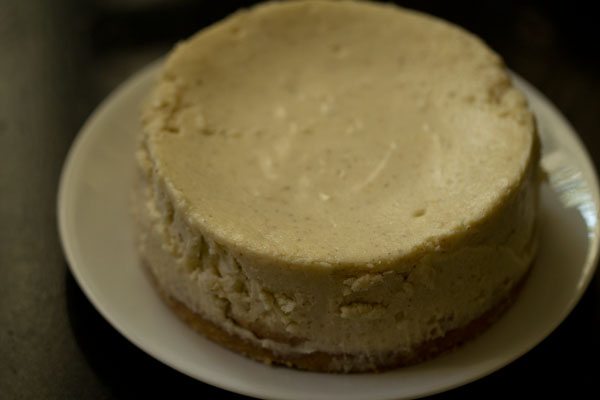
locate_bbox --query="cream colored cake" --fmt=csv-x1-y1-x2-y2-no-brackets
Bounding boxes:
135,0,540,372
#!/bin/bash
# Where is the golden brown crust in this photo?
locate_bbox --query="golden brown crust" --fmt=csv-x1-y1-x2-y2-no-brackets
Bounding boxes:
144,261,531,373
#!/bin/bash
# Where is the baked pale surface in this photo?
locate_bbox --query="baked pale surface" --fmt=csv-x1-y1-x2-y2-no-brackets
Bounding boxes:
136,0,540,372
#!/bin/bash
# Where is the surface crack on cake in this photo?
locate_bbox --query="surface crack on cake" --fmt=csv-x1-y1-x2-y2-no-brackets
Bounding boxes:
134,0,541,372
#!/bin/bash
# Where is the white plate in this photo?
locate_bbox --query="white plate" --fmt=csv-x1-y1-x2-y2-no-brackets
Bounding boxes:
58,61,600,400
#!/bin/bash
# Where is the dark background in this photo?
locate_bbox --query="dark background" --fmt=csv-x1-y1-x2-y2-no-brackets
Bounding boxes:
1,1,598,398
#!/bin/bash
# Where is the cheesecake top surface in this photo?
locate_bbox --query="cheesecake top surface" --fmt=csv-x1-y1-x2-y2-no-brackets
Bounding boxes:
143,0,536,266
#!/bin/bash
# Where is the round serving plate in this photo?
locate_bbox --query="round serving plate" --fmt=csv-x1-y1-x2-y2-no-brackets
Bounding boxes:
58,61,599,400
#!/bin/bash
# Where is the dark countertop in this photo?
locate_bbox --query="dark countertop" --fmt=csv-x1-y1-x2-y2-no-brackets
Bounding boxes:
1,1,598,398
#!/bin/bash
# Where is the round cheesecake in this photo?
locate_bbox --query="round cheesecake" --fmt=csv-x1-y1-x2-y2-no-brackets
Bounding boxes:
135,0,540,372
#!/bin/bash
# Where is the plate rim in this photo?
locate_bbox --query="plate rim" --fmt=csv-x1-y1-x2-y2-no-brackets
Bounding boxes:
57,61,600,400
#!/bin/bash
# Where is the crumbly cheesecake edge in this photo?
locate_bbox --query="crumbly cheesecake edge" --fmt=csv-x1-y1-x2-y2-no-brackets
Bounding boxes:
142,257,533,373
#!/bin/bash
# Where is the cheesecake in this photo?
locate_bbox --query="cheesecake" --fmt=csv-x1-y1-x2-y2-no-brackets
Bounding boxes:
135,0,540,372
